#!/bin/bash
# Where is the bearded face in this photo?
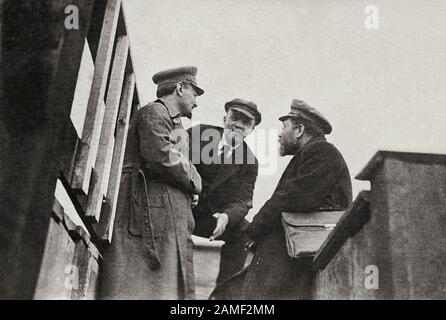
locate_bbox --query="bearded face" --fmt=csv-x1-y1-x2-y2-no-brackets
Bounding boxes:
278,118,302,156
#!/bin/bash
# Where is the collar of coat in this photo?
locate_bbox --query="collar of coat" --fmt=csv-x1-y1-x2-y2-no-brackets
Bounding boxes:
217,130,242,155
294,135,327,155
157,98,181,118
191,125,256,196
197,125,250,156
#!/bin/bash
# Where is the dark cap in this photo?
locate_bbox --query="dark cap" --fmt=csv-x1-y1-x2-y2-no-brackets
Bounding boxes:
279,99,332,134
152,65,204,96
224,98,262,126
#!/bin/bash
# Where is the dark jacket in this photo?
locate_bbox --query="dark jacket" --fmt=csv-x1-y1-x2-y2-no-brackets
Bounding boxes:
243,136,352,299
187,124,258,235
100,99,201,300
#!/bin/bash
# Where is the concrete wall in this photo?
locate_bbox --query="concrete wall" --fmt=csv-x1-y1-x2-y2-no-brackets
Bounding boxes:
312,151,446,300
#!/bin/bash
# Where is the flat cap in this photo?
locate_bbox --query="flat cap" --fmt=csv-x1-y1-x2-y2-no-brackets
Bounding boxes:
224,98,261,126
152,65,204,96
279,99,332,134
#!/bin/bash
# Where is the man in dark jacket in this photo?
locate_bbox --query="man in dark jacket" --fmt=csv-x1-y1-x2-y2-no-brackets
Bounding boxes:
243,99,352,299
188,98,261,286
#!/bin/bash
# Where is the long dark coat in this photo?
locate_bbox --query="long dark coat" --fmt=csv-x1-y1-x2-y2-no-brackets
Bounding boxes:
187,124,258,283
100,99,201,300
242,136,353,299
187,124,258,233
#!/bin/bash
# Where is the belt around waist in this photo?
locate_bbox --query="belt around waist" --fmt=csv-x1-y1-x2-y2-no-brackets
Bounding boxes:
122,165,168,184
122,162,140,172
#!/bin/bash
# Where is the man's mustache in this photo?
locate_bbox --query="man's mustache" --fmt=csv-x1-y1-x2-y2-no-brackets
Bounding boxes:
185,104,198,119
227,128,244,136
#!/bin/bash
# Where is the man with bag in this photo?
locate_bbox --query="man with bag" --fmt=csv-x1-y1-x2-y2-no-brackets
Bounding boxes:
100,66,203,299
242,99,352,299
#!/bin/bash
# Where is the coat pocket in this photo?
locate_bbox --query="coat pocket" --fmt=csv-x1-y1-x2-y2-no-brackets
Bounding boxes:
147,185,168,240
127,174,151,237
147,188,166,208
128,193,144,238
148,206,168,241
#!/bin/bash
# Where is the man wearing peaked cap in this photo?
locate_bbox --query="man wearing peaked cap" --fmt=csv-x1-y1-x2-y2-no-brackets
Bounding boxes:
279,99,332,134
152,65,204,119
224,98,262,126
152,65,204,97
100,66,204,300
188,98,261,293
240,98,353,299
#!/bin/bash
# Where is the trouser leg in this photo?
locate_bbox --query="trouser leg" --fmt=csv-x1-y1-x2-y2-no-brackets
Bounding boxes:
217,223,250,284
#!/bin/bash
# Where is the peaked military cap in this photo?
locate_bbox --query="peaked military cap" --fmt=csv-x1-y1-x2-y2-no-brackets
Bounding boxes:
279,99,332,134
224,98,262,126
152,65,204,96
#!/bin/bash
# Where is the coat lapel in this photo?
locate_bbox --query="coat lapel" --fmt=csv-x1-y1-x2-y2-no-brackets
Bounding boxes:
205,127,243,195
275,136,327,191
207,161,242,195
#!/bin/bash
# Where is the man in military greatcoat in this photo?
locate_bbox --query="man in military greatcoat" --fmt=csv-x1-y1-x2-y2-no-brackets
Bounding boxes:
100,66,204,300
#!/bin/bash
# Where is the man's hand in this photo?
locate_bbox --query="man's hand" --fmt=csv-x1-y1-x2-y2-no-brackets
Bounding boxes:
244,240,257,252
210,213,229,241
191,194,199,208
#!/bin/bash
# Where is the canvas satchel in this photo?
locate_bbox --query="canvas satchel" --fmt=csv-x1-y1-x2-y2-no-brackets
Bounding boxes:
281,210,345,259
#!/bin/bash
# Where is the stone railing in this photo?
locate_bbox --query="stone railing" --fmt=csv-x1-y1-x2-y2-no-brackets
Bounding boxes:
311,151,446,299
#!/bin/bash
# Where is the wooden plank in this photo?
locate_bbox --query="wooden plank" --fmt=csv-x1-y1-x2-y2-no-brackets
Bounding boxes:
52,198,65,222
0,0,94,299
34,216,76,300
97,73,135,242
72,0,122,194
61,121,80,184
70,240,90,300
121,4,143,106
70,41,95,138
86,0,107,61
84,251,100,300
85,34,129,223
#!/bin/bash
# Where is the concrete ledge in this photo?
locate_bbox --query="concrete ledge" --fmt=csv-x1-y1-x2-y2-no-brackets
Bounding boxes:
356,150,446,181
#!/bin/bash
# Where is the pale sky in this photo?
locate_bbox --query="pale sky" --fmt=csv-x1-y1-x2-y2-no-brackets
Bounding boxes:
122,0,446,219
